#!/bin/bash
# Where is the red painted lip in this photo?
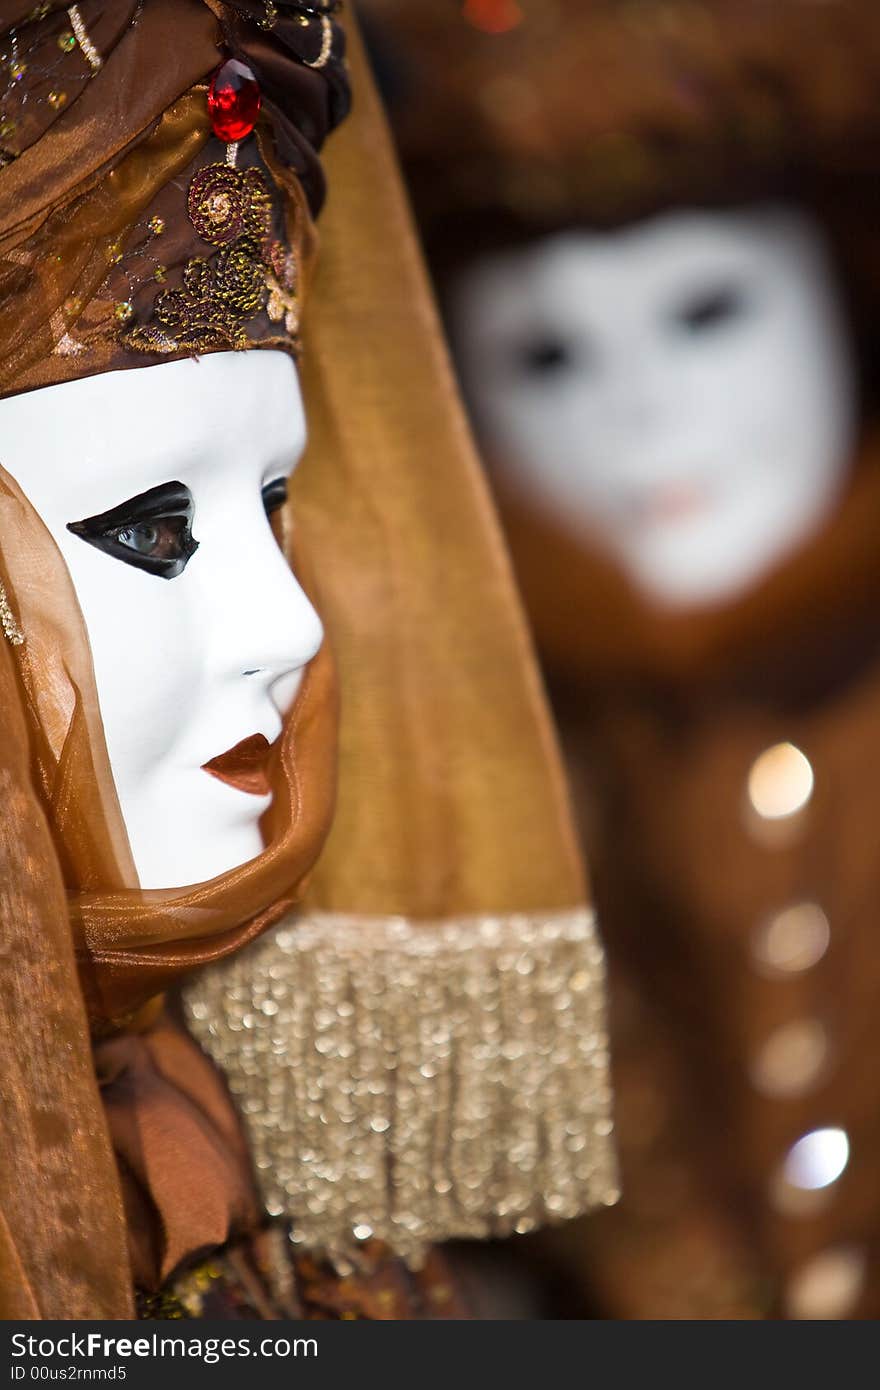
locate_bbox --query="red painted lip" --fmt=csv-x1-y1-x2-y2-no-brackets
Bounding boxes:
202,733,272,797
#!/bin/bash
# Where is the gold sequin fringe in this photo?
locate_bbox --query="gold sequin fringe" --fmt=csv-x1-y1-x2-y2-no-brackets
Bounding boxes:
183,908,619,1267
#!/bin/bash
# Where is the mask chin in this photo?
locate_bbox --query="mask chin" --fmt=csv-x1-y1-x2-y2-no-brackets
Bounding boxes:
608,450,849,609
119,760,273,889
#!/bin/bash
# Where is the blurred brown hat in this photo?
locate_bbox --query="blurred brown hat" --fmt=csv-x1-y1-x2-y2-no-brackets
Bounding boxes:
365,0,880,244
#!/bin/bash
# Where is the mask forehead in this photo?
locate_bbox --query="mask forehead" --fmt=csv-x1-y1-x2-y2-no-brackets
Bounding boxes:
0,350,306,522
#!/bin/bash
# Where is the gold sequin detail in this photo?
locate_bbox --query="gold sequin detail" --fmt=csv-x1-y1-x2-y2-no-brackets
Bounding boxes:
0,580,24,646
122,164,294,356
266,243,299,334
54,331,87,356
68,5,102,72
183,909,619,1267
303,14,333,69
135,1288,192,1320
49,304,86,357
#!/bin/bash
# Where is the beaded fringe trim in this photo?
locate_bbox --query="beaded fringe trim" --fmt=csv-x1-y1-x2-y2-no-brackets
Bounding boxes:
183,908,619,1266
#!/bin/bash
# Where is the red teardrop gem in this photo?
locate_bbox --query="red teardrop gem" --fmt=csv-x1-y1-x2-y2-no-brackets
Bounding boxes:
207,59,261,143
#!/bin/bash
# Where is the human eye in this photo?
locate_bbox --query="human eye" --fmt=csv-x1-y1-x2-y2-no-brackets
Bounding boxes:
67,481,199,579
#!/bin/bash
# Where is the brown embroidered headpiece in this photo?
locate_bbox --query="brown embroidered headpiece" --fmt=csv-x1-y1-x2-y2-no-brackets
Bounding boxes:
0,0,350,397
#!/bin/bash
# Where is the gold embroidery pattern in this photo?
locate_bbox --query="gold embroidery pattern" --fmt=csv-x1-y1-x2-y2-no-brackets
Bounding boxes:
265,241,299,335
122,164,297,357
123,238,267,354
187,164,272,247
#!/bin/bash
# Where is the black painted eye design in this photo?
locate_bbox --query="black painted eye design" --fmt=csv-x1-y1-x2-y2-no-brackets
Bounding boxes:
262,476,288,516
675,283,750,335
67,481,199,580
513,336,580,378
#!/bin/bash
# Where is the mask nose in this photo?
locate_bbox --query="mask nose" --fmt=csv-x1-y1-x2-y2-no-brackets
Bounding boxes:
586,356,681,482
239,557,323,691
212,516,323,714
602,353,669,435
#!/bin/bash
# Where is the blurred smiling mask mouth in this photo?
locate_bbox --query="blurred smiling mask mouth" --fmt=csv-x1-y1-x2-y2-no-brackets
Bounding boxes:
626,477,715,527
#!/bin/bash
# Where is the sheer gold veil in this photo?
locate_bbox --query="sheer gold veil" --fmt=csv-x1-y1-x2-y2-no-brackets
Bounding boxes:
0,626,131,1318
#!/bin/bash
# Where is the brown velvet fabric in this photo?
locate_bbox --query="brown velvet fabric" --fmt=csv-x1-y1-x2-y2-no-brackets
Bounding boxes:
504,450,880,1316
95,1013,260,1289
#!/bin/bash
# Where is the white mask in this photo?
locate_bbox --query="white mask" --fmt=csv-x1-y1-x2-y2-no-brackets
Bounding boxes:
451,207,858,608
0,349,322,889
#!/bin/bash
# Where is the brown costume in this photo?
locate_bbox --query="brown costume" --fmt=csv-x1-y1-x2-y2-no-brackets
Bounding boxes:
507,457,880,1318
366,0,880,1316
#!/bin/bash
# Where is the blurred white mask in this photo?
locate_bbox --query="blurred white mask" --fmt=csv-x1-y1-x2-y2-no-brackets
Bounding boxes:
451,206,857,607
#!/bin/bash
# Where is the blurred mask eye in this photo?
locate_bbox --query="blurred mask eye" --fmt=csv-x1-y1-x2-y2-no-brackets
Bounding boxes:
513,335,582,378
67,481,198,580
674,282,751,335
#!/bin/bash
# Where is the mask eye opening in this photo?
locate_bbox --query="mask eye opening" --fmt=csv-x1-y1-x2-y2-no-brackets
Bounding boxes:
67,480,198,581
